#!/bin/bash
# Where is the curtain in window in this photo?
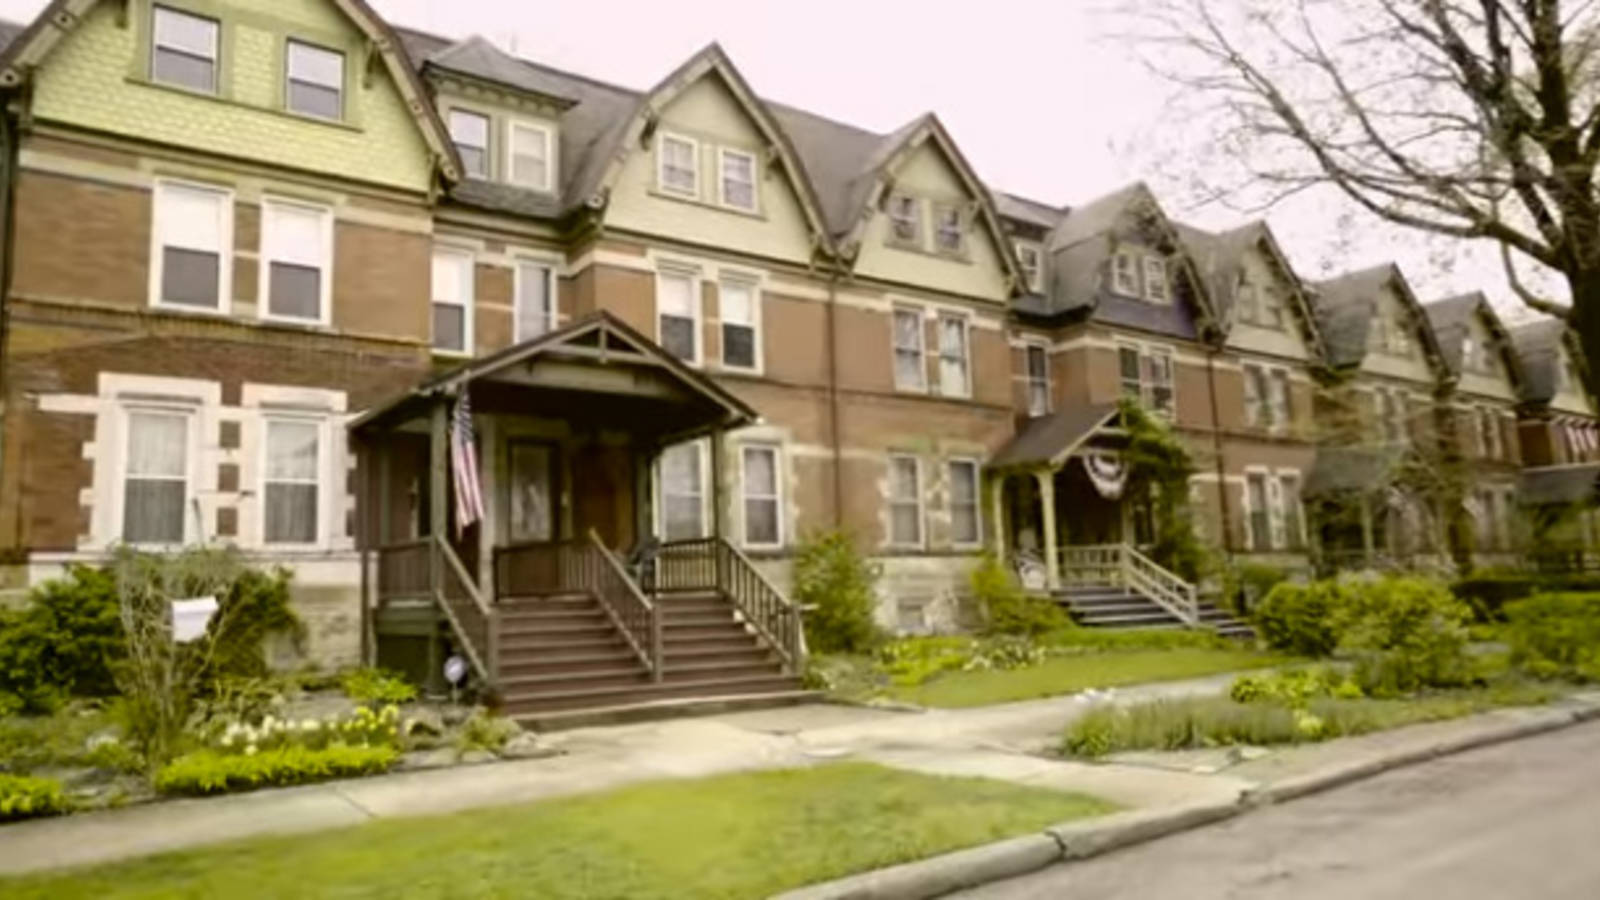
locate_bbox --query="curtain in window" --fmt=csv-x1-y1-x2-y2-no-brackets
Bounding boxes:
658,273,697,361
124,412,188,544
742,447,779,545
516,263,553,341
889,457,921,545
661,443,704,540
893,311,924,388
265,421,319,544
949,462,979,544
939,317,968,395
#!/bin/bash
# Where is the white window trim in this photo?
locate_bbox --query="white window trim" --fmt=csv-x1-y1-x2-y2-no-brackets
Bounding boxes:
150,5,219,94
1111,250,1139,296
656,265,703,367
1243,466,1272,552
717,274,763,374
936,311,972,399
932,203,966,255
657,131,701,199
283,39,344,121
506,118,556,193
114,402,200,550
1143,255,1171,304
1118,340,1178,419
149,178,234,316
256,196,334,327
1024,339,1051,417
887,453,926,549
431,245,475,357
447,108,492,179
892,305,928,393
1015,242,1043,293
258,414,329,550
947,457,983,549
654,439,711,542
739,443,783,549
716,146,759,213
512,253,559,344
1275,467,1306,550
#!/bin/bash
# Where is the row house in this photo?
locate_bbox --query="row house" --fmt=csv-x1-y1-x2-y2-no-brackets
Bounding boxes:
0,1,1594,712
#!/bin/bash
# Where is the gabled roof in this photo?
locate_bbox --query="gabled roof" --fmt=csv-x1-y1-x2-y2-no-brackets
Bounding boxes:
1176,219,1324,356
992,191,1066,232
350,311,758,432
423,35,580,108
1309,263,1448,377
1511,317,1588,406
0,0,463,182
989,402,1120,471
1421,292,1522,387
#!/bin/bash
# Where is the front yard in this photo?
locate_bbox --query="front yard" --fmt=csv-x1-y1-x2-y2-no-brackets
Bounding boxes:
0,762,1115,900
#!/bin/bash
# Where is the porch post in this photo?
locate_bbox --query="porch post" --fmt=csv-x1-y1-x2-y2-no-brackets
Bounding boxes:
428,396,449,694
710,428,727,542
1359,493,1376,568
355,434,372,667
988,471,1007,564
1034,468,1060,590
478,414,499,598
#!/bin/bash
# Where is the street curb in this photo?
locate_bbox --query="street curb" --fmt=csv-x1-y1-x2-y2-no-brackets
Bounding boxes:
774,698,1600,900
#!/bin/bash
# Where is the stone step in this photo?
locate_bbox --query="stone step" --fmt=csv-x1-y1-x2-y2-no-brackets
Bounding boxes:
515,689,818,731
503,674,802,717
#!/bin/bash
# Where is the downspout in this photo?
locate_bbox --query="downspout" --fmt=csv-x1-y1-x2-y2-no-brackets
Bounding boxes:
825,261,844,529
0,97,21,548
1206,346,1234,563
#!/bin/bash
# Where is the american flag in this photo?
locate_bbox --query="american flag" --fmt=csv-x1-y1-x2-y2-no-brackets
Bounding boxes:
451,392,484,534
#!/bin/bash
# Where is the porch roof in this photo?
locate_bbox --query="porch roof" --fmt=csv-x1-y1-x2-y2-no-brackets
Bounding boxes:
988,402,1119,471
1519,464,1600,507
349,311,759,437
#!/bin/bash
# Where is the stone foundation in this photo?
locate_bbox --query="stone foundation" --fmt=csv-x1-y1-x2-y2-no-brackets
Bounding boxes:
751,551,985,636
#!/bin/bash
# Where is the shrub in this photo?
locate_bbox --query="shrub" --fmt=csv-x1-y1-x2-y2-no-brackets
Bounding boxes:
341,667,418,706
1504,593,1600,682
1229,667,1362,705
154,745,399,796
1335,577,1474,696
211,705,402,755
453,709,521,756
0,773,70,822
1253,580,1353,656
973,553,1068,637
794,531,883,654
0,565,122,713
1451,572,1537,622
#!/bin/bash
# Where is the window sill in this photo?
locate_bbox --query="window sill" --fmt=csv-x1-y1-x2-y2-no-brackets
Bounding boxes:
884,239,973,265
648,187,768,221
150,301,232,319
124,76,364,133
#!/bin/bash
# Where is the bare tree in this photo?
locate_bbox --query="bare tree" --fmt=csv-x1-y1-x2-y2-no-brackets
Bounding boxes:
1124,0,1600,389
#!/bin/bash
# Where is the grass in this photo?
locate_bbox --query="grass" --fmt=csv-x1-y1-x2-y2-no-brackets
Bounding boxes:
1062,680,1562,758
886,647,1286,709
0,706,123,774
0,763,1116,900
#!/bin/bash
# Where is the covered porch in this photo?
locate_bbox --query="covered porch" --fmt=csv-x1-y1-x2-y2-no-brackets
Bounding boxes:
349,313,803,714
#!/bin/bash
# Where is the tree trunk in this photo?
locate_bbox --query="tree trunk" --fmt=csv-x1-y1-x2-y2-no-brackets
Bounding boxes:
1568,271,1600,400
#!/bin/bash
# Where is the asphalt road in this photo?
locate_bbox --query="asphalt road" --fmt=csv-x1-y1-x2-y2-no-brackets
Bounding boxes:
959,719,1600,900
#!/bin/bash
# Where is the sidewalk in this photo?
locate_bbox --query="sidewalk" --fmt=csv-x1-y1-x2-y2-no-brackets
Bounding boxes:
4,675,1594,879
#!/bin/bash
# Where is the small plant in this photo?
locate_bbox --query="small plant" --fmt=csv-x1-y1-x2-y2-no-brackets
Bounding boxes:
1504,592,1600,682
0,565,123,713
1252,580,1353,657
210,705,402,755
341,667,418,706
1229,667,1362,706
453,709,520,757
794,530,883,654
154,745,399,796
973,553,1069,637
0,773,71,822
1336,576,1474,696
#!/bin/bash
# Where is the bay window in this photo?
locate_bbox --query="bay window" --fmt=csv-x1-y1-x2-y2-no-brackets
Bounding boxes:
431,248,474,354
659,441,707,541
514,260,555,342
1025,343,1050,417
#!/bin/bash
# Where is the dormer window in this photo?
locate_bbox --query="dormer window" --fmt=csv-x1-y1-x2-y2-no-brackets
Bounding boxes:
1143,257,1169,303
1015,242,1042,292
151,6,218,94
933,205,964,255
449,110,490,178
285,41,344,121
1259,286,1285,328
658,133,699,197
1111,250,1138,295
1235,280,1258,324
888,195,921,244
718,148,756,212
508,121,553,192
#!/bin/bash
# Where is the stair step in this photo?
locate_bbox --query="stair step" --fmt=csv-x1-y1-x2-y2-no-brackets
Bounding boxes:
662,644,771,664
516,690,819,732
499,610,610,627
662,659,781,683
498,592,594,606
503,674,802,715
663,633,760,652
497,650,641,676
1078,612,1183,626
663,622,751,640
659,611,738,626
499,633,626,653
499,666,652,691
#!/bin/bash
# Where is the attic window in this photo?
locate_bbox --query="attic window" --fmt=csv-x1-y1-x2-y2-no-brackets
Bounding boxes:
1260,285,1285,328
888,195,921,245
449,110,490,178
718,148,757,212
1143,257,1170,303
1111,251,1138,296
1015,242,1042,292
509,121,553,191
151,6,218,94
933,205,964,255
285,41,344,121
659,134,699,197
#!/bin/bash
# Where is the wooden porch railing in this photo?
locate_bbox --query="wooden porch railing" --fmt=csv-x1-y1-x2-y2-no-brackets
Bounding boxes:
658,537,803,673
377,537,498,684
584,530,661,680
493,539,587,598
1058,543,1199,626
376,538,431,600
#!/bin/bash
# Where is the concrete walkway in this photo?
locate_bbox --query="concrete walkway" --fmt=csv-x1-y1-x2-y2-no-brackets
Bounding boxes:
0,672,1241,876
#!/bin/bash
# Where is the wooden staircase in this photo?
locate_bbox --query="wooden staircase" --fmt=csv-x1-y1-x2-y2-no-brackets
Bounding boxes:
1055,584,1254,639
1054,544,1254,639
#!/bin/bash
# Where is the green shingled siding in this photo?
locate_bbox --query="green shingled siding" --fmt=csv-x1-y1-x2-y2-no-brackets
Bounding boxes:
32,0,433,192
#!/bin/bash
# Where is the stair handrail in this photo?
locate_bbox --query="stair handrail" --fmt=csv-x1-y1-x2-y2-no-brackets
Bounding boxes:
584,529,662,681
717,537,804,672
433,535,499,682
1122,544,1199,625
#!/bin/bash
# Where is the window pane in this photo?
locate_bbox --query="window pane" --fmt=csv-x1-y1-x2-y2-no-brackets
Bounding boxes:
268,262,321,320
893,310,922,350
432,251,468,305
1119,347,1141,382
511,125,549,188
744,447,776,495
890,196,919,242
458,146,487,178
935,207,962,251
265,203,325,265
891,506,921,545
658,273,695,317
745,498,779,545
154,7,217,56
723,323,755,369
890,458,918,501
662,443,702,494
661,137,697,192
152,49,216,93
895,350,924,389
721,152,754,209
265,484,318,544
287,81,341,120
267,421,319,481
288,42,342,87
449,111,489,176
720,282,754,325
516,263,552,340
124,480,185,544
661,442,704,540
162,247,220,308
160,183,225,252
128,413,187,477
432,303,465,351
660,315,696,361
508,443,554,542
664,497,703,541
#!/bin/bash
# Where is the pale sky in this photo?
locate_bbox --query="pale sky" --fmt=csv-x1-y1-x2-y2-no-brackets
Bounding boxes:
0,0,1552,319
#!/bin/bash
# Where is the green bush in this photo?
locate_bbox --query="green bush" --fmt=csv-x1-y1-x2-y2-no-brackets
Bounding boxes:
1504,593,1600,682
453,709,521,756
1336,577,1474,696
211,704,402,754
871,635,1048,689
1253,580,1353,656
340,667,418,706
0,565,122,713
154,744,399,796
204,565,306,680
1229,667,1363,705
794,531,883,654
0,773,71,822
973,553,1068,637
1451,571,1600,622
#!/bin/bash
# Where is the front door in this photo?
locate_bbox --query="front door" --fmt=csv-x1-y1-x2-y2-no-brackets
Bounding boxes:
506,440,557,543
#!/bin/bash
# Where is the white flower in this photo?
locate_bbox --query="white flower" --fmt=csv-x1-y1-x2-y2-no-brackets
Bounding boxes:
301,719,319,732
219,734,234,747
245,744,258,756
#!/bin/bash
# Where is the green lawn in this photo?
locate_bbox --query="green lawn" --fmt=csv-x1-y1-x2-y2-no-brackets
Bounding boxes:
0,763,1115,900
888,648,1287,709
